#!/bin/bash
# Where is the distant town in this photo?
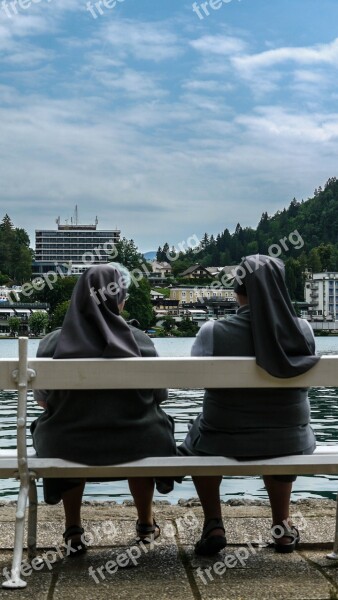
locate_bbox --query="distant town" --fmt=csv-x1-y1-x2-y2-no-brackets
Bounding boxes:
0,207,337,337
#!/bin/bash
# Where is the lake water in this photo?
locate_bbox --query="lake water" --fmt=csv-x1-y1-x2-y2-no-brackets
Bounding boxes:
1,336,338,503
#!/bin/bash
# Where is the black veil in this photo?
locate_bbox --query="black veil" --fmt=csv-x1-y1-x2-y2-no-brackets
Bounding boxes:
233,255,318,378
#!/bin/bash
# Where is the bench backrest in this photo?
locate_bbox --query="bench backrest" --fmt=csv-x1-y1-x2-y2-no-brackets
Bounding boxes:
1,338,338,481
1,339,338,391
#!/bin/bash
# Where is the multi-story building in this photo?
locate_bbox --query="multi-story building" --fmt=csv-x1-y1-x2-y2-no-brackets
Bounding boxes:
169,286,237,319
33,211,121,276
304,272,338,321
170,286,235,304
0,302,49,335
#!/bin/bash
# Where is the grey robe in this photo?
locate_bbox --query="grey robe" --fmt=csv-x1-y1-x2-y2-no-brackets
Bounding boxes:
180,306,316,458
32,326,177,465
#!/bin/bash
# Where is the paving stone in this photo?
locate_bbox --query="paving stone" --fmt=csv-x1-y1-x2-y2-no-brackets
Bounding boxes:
52,545,195,600
188,546,332,600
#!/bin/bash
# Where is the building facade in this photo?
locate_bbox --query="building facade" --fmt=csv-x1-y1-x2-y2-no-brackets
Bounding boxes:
33,215,121,276
0,303,49,335
169,286,237,320
304,272,338,321
169,286,235,304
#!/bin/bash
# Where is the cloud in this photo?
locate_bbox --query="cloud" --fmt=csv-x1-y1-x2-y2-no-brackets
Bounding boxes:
1,6,338,251
236,106,338,144
190,34,247,56
91,68,167,99
233,38,338,73
102,19,182,62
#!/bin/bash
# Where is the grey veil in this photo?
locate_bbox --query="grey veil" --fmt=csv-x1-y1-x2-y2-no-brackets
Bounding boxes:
233,255,319,378
53,264,141,359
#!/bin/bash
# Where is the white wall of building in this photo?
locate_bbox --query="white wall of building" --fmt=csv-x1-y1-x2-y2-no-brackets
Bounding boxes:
305,272,338,320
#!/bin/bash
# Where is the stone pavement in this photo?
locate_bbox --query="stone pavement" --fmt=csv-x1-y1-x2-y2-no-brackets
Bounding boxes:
1,498,338,600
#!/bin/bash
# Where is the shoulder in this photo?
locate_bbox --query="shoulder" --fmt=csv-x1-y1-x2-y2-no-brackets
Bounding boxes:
191,320,215,356
297,318,316,349
37,329,61,357
195,320,216,343
128,325,157,357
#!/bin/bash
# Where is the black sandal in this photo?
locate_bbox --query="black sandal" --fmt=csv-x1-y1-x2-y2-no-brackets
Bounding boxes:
271,524,300,553
136,520,160,544
194,518,227,556
63,525,87,557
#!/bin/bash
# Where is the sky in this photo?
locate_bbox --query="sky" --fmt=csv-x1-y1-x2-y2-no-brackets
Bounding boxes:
1,0,338,253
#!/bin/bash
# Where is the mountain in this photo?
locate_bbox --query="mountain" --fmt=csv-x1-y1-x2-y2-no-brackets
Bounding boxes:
143,251,157,261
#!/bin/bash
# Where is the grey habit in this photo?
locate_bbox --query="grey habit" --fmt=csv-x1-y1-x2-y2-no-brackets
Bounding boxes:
180,255,318,459
32,265,177,503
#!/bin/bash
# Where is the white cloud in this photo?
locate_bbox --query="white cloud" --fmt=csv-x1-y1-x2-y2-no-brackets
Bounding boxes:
234,38,338,72
190,34,247,56
1,7,338,250
102,20,182,62
182,79,233,92
236,106,338,145
92,68,167,99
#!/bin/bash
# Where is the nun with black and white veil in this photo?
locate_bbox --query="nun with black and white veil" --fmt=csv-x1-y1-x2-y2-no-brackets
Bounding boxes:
31,263,177,553
180,254,319,556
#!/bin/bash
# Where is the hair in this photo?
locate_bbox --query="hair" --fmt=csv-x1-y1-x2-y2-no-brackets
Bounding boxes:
107,262,132,291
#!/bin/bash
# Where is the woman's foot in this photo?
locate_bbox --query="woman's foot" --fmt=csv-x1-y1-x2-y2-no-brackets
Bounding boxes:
271,523,300,553
63,525,87,557
136,520,160,544
195,518,227,556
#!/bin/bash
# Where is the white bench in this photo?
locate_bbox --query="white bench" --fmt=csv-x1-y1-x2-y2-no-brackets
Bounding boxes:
1,337,338,588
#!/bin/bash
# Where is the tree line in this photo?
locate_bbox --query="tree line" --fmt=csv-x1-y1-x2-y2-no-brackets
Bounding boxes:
157,177,338,300
2,176,338,311
0,214,33,284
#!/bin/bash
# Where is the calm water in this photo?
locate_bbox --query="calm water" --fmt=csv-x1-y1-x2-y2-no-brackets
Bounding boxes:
1,336,338,503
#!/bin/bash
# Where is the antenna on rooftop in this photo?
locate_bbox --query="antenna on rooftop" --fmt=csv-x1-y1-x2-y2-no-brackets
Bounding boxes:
95,216,98,226
74,205,79,226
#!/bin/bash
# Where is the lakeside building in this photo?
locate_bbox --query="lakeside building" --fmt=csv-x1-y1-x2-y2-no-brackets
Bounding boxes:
304,272,338,321
0,303,49,336
169,286,237,320
33,211,120,276
170,286,235,305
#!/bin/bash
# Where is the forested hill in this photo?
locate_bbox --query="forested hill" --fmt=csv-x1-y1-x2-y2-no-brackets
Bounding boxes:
197,176,338,267
157,177,338,300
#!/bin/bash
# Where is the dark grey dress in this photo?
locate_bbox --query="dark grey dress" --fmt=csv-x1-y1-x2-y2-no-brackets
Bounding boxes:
32,264,179,503
180,306,316,458
32,326,176,464
32,325,177,502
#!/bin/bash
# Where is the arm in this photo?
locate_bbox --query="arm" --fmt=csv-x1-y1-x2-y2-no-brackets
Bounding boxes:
191,320,215,357
298,318,316,353
153,345,169,404
33,329,60,409
33,389,48,409
153,388,169,404
129,325,169,404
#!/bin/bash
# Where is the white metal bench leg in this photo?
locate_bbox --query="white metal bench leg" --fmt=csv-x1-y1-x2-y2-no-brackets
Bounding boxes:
28,476,38,561
2,338,36,588
2,481,29,588
326,491,338,560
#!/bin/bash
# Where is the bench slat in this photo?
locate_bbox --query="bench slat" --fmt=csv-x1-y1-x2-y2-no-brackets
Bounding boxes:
0,359,19,390
27,355,338,389
2,454,338,478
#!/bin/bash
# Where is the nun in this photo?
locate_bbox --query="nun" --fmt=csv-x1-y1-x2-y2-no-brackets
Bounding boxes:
180,254,318,556
31,263,177,552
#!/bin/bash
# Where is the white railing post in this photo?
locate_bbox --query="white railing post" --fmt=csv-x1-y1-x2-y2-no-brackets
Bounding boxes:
2,337,35,589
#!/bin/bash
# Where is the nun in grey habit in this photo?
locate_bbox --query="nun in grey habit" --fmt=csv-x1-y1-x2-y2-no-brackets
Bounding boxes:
180,254,319,557
32,263,177,550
